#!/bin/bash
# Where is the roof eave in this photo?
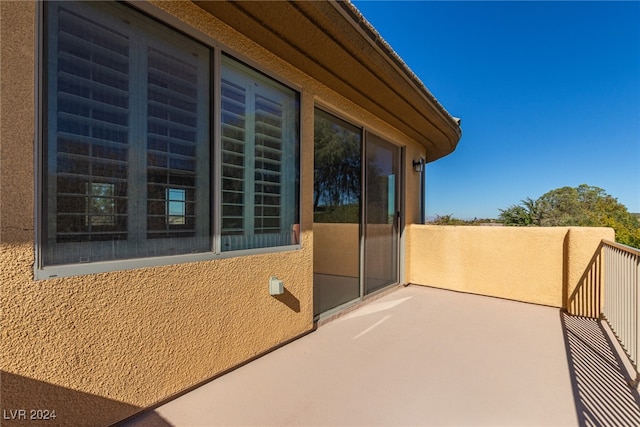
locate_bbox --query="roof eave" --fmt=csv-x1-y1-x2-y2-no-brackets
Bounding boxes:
193,0,462,162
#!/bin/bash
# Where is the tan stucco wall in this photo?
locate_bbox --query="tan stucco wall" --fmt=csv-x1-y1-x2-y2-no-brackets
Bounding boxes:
407,225,614,308
1,1,427,425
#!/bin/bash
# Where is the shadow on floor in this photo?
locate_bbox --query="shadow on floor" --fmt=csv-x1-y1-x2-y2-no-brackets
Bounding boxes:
561,312,640,426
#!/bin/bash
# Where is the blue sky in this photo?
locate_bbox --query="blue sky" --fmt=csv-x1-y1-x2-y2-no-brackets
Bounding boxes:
353,1,640,219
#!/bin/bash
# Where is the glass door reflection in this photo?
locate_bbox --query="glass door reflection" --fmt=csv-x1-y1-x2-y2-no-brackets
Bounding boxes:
364,133,400,295
313,109,362,316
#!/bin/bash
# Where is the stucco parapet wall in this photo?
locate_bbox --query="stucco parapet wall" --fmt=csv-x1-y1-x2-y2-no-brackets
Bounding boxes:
406,224,615,309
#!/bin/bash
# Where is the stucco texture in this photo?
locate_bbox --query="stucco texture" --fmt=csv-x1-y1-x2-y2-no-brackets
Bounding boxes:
407,225,615,309
2,240,313,426
1,1,428,425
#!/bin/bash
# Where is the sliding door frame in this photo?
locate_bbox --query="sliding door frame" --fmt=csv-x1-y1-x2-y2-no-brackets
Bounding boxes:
313,104,405,320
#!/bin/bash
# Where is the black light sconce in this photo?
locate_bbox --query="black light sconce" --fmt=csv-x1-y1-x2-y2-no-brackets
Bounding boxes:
413,157,425,173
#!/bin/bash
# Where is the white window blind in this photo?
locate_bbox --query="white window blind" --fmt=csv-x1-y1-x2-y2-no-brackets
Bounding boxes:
220,57,299,251
146,45,202,241
254,92,285,235
52,4,130,247
44,1,210,266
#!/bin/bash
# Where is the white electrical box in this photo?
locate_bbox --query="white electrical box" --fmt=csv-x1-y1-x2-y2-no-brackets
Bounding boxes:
269,276,284,296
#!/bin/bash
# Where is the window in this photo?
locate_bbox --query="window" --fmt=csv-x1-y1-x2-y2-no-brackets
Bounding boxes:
40,1,300,275
220,56,300,251
167,188,187,226
43,1,211,266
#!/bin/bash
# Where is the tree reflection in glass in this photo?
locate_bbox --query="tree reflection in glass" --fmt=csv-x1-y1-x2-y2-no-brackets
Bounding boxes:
313,109,362,316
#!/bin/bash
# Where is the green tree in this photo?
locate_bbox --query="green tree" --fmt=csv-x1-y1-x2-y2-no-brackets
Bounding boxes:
431,214,466,225
499,197,543,226
313,115,361,223
499,185,640,248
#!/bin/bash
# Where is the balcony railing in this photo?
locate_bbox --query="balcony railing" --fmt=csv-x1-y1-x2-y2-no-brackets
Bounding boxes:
602,240,640,381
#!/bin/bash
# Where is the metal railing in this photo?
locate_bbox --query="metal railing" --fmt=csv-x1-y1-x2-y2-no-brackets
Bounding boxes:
602,240,640,374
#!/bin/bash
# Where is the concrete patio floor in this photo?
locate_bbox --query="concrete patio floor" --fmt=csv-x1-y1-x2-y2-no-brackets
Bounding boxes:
121,285,640,426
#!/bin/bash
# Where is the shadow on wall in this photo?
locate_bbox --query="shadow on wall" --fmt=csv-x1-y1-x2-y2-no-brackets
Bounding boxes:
560,313,640,426
566,241,604,318
0,371,171,427
274,287,300,313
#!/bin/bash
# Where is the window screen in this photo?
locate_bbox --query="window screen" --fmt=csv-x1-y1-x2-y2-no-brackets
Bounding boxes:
40,2,301,274
220,56,300,251
43,1,210,265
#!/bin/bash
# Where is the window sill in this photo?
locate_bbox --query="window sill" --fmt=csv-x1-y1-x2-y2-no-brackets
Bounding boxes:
34,244,303,280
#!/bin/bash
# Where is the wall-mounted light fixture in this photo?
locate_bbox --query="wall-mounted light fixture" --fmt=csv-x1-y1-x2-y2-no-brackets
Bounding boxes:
412,157,425,173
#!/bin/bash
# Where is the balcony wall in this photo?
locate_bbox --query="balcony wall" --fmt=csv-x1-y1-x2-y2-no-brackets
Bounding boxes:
406,225,614,309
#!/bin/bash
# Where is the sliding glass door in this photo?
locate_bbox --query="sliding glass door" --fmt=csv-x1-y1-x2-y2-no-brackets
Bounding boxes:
313,109,362,315
313,110,401,317
364,133,400,295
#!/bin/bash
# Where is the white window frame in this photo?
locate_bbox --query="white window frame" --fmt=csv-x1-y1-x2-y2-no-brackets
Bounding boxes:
35,1,302,280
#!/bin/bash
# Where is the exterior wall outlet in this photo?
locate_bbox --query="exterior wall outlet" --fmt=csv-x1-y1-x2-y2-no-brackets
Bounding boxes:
269,276,284,296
